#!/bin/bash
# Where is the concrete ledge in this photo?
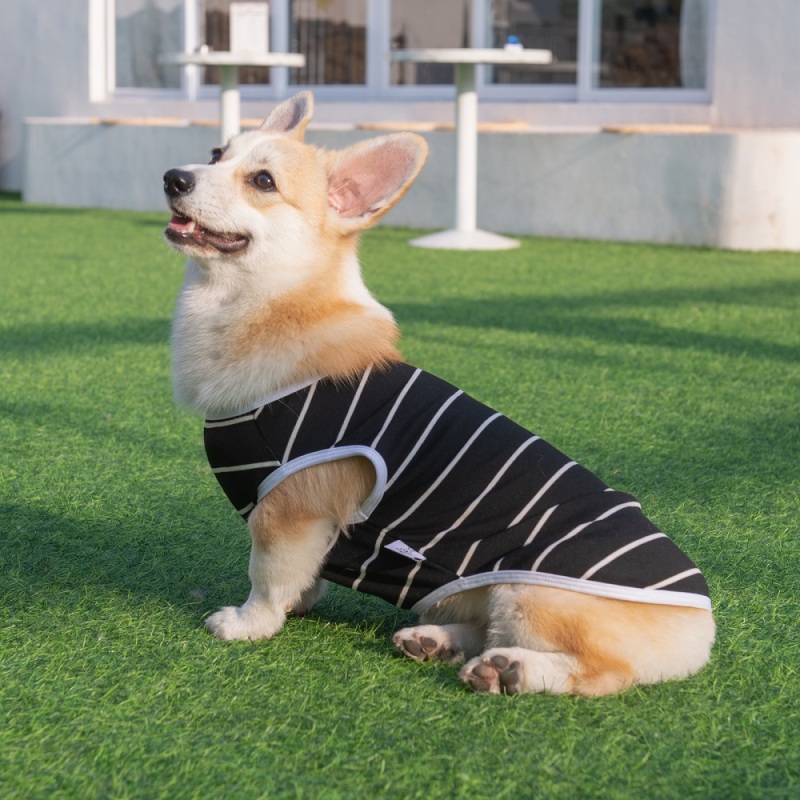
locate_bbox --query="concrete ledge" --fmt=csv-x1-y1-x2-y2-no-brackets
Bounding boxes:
22,117,800,250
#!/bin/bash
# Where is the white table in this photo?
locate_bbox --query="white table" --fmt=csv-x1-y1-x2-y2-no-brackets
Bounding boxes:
391,48,553,250
161,51,306,143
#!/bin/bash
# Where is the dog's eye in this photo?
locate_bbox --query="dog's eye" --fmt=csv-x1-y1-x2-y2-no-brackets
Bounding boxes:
252,171,276,192
209,148,224,165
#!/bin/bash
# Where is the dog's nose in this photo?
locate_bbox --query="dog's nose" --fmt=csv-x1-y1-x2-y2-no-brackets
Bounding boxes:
163,169,196,198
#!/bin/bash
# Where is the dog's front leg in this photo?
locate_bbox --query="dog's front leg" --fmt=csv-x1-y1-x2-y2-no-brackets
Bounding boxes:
206,506,335,642
290,578,329,616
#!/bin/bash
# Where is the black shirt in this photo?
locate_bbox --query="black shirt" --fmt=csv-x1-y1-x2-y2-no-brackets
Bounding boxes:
204,363,711,613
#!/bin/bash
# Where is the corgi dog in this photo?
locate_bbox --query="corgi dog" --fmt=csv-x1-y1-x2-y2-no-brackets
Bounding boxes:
163,92,714,696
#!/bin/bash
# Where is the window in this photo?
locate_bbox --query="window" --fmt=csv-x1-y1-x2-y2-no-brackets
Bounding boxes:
596,0,708,89
489,0,578,86
102,0,713,100
291,0,367,86
390,0,471,86
196,1,370,88
202,0,271,85
113,0,183,88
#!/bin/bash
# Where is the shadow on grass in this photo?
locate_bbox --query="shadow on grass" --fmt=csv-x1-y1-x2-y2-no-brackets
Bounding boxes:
3,287,795,379
391,280,800,364
0,317,171,355
0,201,104,216
0,501,458,691
0,504,210,612
311,584,417,638
0,501,416,653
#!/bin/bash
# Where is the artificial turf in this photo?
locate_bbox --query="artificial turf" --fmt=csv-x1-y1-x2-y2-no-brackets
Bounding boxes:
0,193,798,799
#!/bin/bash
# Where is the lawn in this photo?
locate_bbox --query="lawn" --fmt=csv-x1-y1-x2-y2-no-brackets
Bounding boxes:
0,192,798,799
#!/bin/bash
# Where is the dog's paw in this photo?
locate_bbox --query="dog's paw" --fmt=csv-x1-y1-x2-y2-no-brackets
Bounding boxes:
205,603,284,642
459,652,522,695
393,626,459,663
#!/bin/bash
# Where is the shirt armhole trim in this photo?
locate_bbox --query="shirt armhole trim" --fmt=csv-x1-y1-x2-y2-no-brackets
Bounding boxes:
255,446,388,524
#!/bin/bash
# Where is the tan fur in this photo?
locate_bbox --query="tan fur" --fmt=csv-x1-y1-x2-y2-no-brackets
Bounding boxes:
165,92,715,695
251,457,376,549
234,277,402,385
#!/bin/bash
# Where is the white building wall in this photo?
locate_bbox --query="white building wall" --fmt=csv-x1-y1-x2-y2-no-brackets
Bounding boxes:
24,119,800,250
710,2,800,129
3,0,800,250
0,0,90,189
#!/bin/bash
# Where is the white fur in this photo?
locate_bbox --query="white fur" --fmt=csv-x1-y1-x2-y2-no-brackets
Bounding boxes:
171,256,387,414
206,518,336,641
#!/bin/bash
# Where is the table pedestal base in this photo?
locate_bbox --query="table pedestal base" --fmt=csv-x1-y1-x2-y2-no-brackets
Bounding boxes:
409,228,520,250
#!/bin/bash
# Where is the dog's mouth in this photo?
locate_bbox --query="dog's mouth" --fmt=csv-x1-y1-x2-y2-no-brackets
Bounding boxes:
164,214,249,254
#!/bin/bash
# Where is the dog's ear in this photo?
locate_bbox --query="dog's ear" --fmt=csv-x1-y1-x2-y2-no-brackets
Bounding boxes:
260,92,314,140
327,133,428,231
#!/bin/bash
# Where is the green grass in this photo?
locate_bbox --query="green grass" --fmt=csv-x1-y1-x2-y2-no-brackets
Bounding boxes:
1,191,798,799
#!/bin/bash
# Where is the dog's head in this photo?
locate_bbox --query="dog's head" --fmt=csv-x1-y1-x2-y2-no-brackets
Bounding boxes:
163,92,427,282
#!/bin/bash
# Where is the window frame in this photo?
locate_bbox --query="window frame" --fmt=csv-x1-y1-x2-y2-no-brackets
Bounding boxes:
96,0,715,104
575,0,715,105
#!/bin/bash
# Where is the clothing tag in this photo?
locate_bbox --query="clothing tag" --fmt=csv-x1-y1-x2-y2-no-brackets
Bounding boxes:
385,540,426,563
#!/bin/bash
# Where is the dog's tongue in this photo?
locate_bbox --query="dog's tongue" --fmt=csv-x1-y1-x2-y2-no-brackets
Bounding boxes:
165,214,246,252
168,214,195,233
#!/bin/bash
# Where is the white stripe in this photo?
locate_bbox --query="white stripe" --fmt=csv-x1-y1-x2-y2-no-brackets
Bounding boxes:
282,383,317,463
334,365,373,443
531,501,641,572
238,502,255,516
456,539,483,577
438,435,541,545
523,503,558,545
355,412,502,596
395,563,422,606
393,413,503,605
448,436,540,575
507,461,577,528
384,388,463,490
646,567,702,590
370,368,422,449
580,532,667,580
493,503,559,572
397,412,503,549
204,413,258,428
212,460,280,474
350,530,390,593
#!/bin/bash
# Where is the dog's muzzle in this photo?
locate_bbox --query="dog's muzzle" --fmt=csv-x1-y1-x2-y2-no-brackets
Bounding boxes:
163,169,196,198
162,168,249,254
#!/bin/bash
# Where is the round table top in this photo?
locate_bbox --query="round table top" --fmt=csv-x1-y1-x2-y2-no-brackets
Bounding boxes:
161,51,306,68
390,47,553,66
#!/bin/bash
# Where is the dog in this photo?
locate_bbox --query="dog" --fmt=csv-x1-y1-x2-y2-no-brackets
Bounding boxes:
163,91,714,696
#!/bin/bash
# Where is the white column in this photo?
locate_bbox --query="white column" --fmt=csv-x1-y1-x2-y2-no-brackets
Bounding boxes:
454,62,478,233
183,0,200,101
271,0,290,98
576,0,599,99
219,65,241,143
88,0,108,102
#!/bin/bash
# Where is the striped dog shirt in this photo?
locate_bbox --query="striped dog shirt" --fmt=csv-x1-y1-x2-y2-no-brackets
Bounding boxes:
203,363,711,613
